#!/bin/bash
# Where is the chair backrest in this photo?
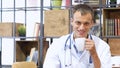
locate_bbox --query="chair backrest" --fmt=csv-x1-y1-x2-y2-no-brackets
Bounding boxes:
12,61,37,68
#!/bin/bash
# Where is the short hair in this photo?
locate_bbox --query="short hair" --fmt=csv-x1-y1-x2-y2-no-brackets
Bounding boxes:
72,4,95,23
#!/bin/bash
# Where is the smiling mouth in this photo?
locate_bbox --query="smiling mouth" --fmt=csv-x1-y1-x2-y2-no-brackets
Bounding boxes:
77,30,85,35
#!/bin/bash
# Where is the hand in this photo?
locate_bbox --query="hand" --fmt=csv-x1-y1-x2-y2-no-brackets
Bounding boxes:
85,39,101,68
85,39,96,55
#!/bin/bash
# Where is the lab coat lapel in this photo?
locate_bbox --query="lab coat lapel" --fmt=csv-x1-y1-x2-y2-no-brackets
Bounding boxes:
72,50,90,67
71,53,88,68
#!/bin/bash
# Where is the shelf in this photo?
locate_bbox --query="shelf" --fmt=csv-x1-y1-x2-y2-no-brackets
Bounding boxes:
0,23,23,37
16,40,49,63
105,38,120,56
102,7,120,56
102,8,120,37
102,36,120,38
16,40,38,61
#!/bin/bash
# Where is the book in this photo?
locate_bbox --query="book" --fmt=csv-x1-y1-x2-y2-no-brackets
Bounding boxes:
31,50,38,64
29,47,36,62
26,47,38,64
33,22,40,40
118,19,120,36
115,19,118,36
105,19,115,36
26,47,36,62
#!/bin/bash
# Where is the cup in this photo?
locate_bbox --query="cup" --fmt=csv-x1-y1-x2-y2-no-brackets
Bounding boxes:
75,38,86,52
51,0,62,10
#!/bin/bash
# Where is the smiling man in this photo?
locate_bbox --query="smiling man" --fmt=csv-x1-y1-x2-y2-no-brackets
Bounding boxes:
43,4,112,68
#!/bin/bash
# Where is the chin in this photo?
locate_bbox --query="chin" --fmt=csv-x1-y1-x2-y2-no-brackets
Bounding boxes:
74,32,86,38
76,35,86,38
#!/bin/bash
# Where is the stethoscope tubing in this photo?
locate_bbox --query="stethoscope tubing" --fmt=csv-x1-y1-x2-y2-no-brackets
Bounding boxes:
64,34,93,67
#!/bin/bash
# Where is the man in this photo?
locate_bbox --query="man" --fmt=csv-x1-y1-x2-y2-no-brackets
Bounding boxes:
43,4,112,68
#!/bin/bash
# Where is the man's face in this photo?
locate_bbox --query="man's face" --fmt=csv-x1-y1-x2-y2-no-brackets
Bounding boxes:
71,11,94,38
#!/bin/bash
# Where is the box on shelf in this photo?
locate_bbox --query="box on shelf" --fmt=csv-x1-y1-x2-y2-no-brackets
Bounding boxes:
0,22,23,37
44,9,70,37
108,39,120,56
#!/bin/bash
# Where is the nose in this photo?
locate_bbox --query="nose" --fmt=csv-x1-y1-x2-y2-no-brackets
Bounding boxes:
78,24,85,30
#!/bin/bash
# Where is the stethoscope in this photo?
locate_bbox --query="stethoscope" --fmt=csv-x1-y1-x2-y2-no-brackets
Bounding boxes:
64,33,93,67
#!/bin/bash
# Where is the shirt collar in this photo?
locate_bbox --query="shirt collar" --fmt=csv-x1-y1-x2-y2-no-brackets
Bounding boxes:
70,33,92,53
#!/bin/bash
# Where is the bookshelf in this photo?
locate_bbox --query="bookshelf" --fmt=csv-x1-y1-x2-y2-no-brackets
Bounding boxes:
102,8,120,56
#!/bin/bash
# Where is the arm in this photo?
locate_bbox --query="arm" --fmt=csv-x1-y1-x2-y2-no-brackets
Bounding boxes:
98,43,112,68
85,39,101,68
90,49,101,68
43,43,60,68
85,38,112,68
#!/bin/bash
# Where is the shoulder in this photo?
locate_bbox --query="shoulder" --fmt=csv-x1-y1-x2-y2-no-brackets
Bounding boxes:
52,34,70,44
49,34,70,49
91,35,111,57
91,35,112,67
91,35,109,49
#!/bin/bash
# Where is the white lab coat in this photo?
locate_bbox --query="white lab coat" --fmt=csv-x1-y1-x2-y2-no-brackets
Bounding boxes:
43,33,112,68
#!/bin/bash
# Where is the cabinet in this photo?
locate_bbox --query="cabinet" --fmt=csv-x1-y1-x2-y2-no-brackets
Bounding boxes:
16,40,38,61
44,9,70,37
102,8,120,56
0,23,23,37
16,40,49,63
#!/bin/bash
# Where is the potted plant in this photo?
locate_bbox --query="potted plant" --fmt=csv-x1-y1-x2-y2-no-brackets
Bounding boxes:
51,0,62,10
110,0,117,7
18,25,26,40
